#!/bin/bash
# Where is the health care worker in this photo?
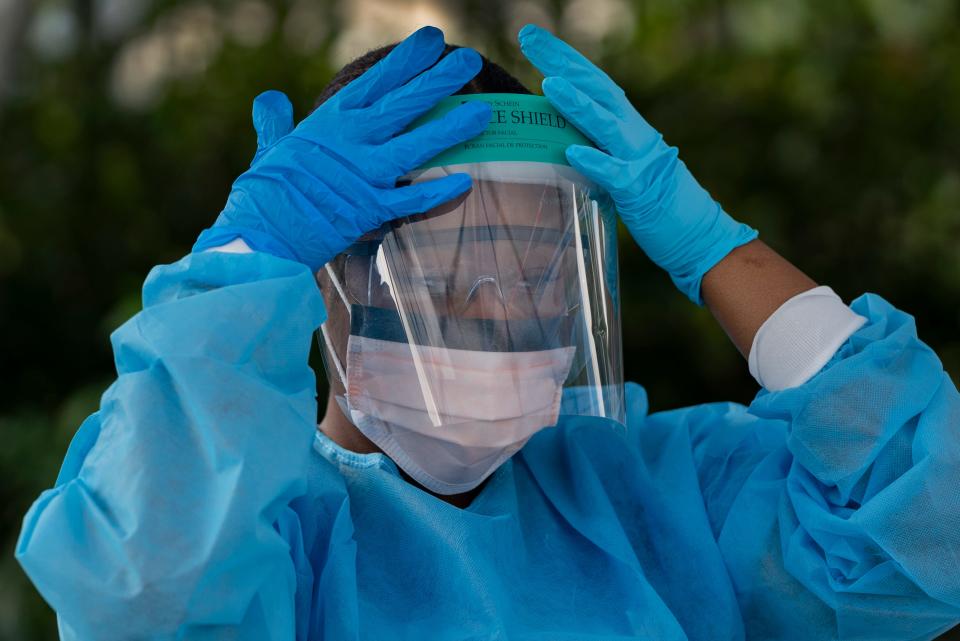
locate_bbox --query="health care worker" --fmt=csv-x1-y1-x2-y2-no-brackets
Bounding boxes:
16,25,960,641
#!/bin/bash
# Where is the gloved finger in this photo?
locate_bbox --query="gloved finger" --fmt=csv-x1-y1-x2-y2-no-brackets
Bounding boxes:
252,90,294,151
361,47,484,141
565,145,638,199
378,173,473,218
335,26,446,110
379,101,491,180
540,76,638,159
518,24,627,117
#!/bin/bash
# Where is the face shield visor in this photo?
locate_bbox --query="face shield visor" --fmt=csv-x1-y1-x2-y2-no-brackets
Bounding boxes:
318,94,623,495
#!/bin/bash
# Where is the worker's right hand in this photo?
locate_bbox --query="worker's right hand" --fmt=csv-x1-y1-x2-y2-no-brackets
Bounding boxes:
193,26,491,271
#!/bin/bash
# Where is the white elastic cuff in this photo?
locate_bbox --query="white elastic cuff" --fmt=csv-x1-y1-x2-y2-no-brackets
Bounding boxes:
748,286,867,392
204,238,253,254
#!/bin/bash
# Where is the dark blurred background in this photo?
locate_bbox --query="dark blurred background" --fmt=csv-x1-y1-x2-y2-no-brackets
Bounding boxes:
1,1,958,639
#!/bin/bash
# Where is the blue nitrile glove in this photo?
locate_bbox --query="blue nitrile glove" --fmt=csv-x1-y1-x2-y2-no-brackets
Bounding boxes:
518,24,757,304
194,26,492,271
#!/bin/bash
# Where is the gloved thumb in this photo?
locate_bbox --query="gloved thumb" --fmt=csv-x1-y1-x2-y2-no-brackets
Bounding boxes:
252,90,294,153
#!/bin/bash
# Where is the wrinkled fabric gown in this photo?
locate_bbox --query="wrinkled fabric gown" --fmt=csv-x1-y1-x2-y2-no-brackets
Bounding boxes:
17,252,960,640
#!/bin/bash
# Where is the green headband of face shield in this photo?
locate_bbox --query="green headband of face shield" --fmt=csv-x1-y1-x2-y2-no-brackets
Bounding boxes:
408,93,593,167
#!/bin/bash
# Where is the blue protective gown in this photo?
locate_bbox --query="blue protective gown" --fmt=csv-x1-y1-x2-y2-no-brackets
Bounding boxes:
16,251,960,640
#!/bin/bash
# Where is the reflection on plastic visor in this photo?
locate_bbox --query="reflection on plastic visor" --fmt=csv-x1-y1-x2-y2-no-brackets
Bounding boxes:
342,226,586,320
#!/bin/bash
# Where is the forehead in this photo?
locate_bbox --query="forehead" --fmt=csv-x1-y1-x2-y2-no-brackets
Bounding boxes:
409,180,569,232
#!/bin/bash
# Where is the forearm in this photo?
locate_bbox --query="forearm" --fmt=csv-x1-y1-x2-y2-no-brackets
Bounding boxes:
16,250,322,638
701,239,817,357
749,294,960,634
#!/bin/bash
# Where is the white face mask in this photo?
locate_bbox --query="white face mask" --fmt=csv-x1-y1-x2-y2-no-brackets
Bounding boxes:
340,334,575,495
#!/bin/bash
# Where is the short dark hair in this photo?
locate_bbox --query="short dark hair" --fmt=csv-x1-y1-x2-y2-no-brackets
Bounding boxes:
315,42,531,109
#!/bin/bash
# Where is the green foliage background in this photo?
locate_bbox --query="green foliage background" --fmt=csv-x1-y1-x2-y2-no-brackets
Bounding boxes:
1,1,958,639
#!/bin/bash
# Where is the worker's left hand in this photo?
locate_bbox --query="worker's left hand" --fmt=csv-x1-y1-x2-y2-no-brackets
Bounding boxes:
518,25,757,304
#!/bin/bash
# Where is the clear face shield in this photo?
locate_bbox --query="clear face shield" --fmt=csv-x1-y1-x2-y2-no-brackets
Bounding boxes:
317,94,623,494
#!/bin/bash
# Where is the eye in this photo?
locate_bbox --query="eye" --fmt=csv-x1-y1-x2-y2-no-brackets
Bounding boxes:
517,271,556,290
515,278,537,292
419,274,449,296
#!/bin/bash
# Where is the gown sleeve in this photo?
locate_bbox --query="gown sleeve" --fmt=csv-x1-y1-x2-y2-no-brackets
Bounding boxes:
15,250,325,640
650,294,960,640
